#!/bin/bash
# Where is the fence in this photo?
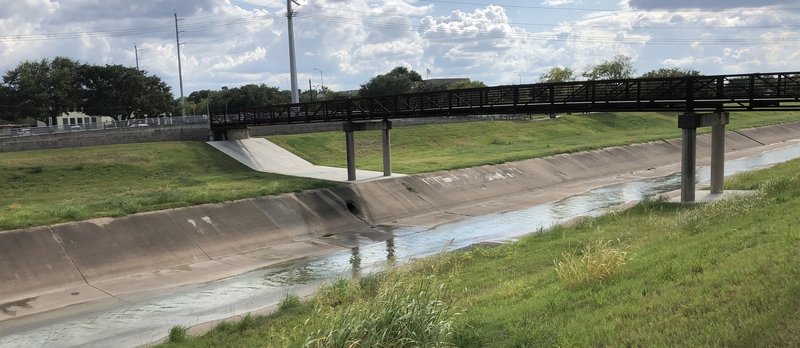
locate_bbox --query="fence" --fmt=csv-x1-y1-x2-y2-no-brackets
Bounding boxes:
1,115,209,138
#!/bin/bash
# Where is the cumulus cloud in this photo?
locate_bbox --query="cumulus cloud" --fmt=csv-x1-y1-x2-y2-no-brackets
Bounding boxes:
1,0,799,95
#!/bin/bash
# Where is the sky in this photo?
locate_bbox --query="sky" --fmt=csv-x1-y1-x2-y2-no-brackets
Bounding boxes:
1,0,799,97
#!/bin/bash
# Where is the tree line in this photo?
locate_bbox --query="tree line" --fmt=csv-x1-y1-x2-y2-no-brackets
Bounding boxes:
0,57,174,125
540,55,699,83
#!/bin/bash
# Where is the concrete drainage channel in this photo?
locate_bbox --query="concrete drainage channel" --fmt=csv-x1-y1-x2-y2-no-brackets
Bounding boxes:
0,123,799,347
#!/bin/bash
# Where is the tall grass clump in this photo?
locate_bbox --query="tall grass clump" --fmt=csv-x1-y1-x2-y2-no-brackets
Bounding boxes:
304,276,459,348
555,239,629,288
167,325,188,343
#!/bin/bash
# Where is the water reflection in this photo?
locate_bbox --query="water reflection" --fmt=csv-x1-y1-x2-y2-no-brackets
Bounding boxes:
349,247,361,278
385,239,396,267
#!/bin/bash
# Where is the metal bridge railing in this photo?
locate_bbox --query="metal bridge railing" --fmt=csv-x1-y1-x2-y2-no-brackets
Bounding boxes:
210,72,800,129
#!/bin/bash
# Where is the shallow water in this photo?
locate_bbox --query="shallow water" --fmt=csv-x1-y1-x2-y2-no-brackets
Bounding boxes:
2,143,800,347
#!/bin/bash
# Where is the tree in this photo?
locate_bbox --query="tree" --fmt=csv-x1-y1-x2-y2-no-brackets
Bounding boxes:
539,67,575,83
2,57,82,125
359,67,423,97
641,67,700,78
79,64,174,119
447,80,487,89
203,84,290,113
583,55,634,80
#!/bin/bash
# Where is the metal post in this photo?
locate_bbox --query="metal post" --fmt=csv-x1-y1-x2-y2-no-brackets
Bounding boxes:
382,124,391,176
710,117,726,194
346,131,356,181
681,127,697,202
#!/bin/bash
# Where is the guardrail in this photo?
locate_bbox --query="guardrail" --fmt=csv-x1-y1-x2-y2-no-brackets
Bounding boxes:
211,72,800,129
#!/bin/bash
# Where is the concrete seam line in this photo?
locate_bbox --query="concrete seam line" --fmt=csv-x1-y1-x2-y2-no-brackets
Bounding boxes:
211,258,248,271
398,179,441,211
733,130,767,146
178,221,213,262
248,198,283,229
48,226,119,300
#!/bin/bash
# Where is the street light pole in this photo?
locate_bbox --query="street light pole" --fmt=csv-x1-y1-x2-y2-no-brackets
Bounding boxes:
314,68,324,99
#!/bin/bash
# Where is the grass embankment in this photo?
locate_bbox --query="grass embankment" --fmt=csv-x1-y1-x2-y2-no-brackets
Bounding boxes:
269,111,800,173
160,159,800,347
2,111,797,230
0,142,333,230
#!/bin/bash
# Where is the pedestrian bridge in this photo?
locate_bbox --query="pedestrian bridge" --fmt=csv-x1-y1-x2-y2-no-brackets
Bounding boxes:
209,71,800,202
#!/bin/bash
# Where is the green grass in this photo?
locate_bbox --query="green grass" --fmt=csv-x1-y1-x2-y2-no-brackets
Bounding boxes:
268,111,800,173
0,142,334,230
158,158,800,347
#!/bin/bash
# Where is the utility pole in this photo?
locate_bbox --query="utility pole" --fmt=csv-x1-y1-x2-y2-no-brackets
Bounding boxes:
287,0,300,103
174,11,186,116
134,43,139,70
308,79,313,101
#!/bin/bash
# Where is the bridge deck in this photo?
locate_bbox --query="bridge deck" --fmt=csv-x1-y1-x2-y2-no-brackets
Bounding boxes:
210,72,800,129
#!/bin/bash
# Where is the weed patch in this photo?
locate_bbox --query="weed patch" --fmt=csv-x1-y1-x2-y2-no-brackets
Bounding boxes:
555,239,629,288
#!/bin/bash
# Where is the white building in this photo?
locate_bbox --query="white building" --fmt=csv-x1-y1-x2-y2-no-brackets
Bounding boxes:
55,112,115,128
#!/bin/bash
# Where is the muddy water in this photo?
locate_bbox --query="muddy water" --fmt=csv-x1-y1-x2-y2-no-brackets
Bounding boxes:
2,144,800,347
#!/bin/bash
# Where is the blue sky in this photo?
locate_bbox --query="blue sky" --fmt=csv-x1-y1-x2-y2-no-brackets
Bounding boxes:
1,0,799,96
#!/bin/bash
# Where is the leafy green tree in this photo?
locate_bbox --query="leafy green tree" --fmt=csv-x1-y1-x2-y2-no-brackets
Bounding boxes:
359,67,423,97
79,64,174,119
447,80,487,89
2,57,82,125
583,55,634,80
539,67,576,83
203,84,290,112
641,67,700,78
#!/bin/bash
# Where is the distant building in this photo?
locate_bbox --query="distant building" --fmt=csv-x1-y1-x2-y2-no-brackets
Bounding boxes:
55,111,115,128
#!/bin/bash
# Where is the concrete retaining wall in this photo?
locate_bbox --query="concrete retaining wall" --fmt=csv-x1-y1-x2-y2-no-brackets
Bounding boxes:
0,125,209,152
1,121,798,310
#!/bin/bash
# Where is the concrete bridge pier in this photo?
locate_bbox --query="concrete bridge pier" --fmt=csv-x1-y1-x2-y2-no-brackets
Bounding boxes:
344,120,393,181
678,112,730,202
212,127,250,141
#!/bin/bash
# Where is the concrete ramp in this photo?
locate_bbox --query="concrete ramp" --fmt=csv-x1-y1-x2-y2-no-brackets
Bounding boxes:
208,138,402,182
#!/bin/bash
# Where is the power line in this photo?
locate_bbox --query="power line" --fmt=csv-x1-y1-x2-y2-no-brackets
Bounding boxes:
297,13,800,46
300,4,799,31
417,0,800,12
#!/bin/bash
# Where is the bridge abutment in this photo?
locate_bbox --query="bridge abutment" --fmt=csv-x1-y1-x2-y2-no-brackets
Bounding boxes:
678,112,730,202
211,128,250,141
343,120,393,181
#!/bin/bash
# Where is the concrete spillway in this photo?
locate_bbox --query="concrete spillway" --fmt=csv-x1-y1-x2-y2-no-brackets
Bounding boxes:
1,122,800,325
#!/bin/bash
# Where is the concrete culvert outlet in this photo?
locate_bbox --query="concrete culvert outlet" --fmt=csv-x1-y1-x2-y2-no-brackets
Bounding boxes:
345,200,361,216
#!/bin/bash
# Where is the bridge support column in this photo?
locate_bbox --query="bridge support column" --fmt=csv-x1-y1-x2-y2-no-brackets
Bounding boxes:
710,114,729,194
343,120,393,181
345,131,356,181
678,112,730,202
382,121,392,176
680,127,697,203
